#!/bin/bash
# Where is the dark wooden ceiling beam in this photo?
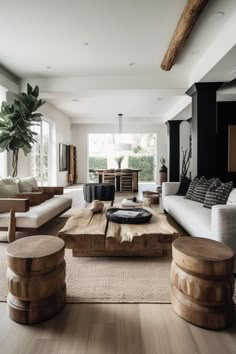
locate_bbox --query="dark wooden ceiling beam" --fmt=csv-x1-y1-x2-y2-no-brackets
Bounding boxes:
161,0,209,71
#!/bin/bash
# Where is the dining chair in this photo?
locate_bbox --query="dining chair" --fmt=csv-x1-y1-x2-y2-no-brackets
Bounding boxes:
103,169,116,187
120,169,133,192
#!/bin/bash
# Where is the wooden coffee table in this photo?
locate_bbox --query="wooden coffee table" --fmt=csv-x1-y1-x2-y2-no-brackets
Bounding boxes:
58,204,186,257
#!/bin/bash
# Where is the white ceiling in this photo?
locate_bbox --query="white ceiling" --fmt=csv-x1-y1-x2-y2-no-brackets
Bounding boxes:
202,44,236,83
1,0,236,123
46,90,187,123
0,0,187,77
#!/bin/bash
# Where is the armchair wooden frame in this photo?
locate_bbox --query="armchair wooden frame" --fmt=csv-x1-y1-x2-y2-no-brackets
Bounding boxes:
0,198,30,243
0,186,68,243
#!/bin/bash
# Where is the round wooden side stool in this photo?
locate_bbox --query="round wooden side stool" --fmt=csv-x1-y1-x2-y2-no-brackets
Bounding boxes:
143,191,159,206
6,235,66,324
171,237,235,329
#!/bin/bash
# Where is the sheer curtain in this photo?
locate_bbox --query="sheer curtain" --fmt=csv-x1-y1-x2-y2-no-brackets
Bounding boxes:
0,86,8,177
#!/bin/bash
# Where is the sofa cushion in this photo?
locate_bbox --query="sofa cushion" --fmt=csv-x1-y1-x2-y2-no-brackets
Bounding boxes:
0,177,19,197
0,196,72,228
185,176,199,200
176,177,191,196
204,179,233,208
163,195,212,238
191,177,215,203
18,176,38,192
227,188,236,205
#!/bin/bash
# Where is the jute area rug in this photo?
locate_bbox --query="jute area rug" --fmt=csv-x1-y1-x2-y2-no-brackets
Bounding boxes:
0,243,172,303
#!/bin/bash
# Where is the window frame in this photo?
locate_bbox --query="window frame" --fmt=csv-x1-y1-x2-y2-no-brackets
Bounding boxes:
31,118,52,186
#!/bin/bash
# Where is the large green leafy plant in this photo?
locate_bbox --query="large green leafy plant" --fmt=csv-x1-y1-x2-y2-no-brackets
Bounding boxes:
0,84,45,176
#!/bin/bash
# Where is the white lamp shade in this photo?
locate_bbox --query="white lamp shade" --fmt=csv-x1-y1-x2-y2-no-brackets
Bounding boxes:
111,143,132,151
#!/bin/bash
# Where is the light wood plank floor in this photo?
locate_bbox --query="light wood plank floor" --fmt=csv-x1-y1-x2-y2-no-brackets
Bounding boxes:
1,184,236,354
0,303,235,354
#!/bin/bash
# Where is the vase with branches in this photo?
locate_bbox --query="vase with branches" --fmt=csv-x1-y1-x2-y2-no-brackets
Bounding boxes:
0,84,45,177
159,157,167,185
180,147,191,178
114,155,124,169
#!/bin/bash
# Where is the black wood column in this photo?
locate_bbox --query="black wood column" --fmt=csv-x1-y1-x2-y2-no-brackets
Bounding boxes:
186,83,222,178
216,101,236,186
166,120,182,182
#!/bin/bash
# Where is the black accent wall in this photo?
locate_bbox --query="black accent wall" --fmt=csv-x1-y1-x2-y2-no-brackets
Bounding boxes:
166,120,182,181
216,101,236,186
186,83,222,178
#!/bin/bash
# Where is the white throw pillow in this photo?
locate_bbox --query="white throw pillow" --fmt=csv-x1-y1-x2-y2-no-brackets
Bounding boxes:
18,176,38,192
0,177,19,197
227,189,236,205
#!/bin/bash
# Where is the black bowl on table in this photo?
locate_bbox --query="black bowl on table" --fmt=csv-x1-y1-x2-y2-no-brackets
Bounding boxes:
106,208,152,224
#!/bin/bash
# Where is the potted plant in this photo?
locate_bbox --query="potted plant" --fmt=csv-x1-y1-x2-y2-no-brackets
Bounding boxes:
0,84,45,176
159,157,167,185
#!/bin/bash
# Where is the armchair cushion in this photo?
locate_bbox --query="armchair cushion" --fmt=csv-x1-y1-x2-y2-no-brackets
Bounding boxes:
0,177,19,197
18,176,38,192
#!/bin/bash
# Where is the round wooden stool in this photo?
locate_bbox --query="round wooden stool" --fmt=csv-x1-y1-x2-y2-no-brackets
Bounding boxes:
171,237,235,329
143,191,159,206
6,235,66,324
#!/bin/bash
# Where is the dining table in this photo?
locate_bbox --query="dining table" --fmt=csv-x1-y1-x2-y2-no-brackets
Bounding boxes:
89,168,141,192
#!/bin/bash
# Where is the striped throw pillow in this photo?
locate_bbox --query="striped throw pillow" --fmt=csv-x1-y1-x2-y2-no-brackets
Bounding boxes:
191,177,215,203
204,179,233,208
184,176,199,200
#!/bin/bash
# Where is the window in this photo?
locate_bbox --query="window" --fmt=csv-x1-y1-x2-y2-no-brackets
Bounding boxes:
31,119,51,186
0,87,7,177
88,133,157,182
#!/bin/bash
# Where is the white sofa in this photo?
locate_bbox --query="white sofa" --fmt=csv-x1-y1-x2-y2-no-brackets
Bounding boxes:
162,182,236,272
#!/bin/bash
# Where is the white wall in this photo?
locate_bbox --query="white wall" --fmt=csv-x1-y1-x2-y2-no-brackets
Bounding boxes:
71,123,167,184
0,66,19,94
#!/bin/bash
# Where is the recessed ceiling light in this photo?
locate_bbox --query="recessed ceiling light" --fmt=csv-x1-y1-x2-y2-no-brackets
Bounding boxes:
210,11,225,21
129,62,136,66
212,11,224,19
192,49,200,55
72,99,79,102
82,42,89,47
46,66,52,69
